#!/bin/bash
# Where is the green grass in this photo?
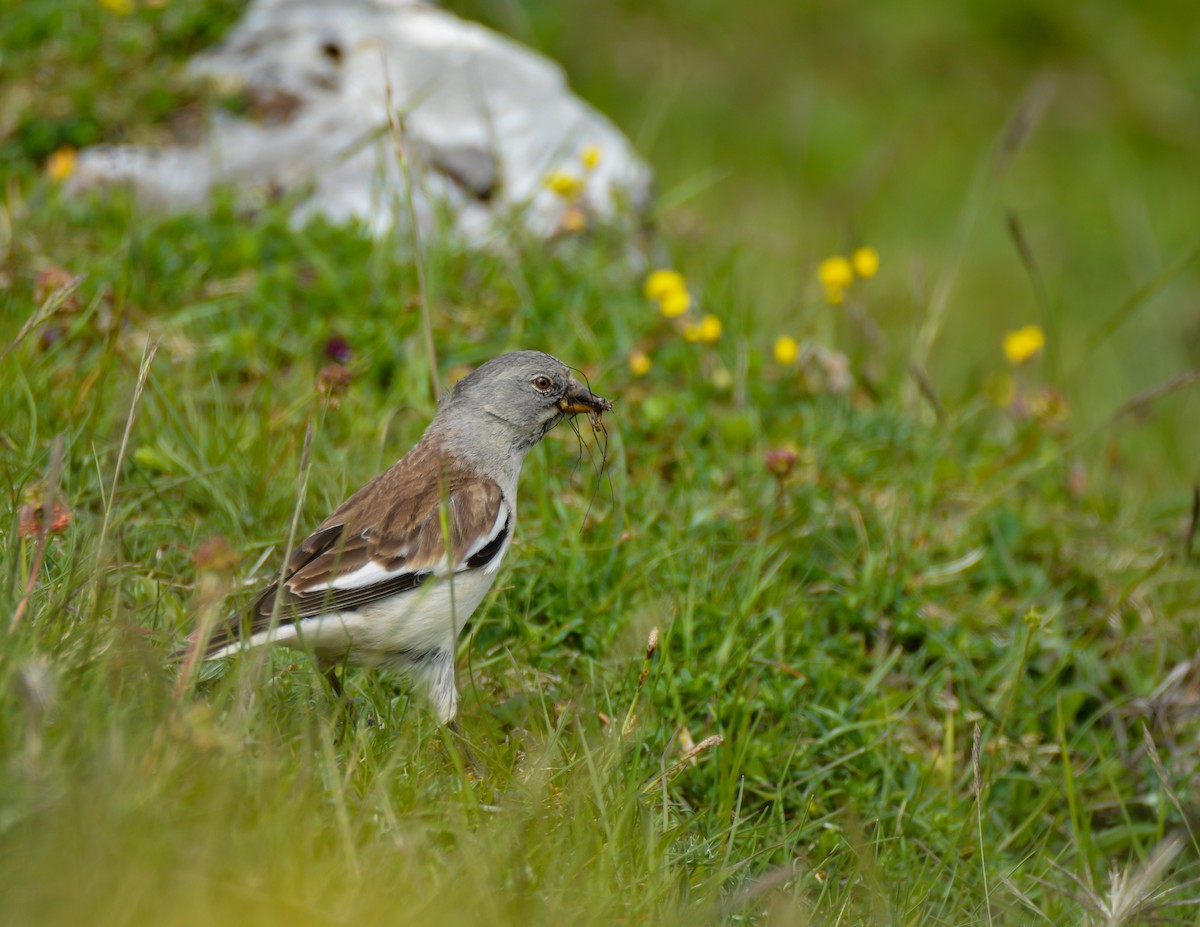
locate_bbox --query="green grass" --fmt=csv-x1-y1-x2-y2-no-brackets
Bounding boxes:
4,1,1200,924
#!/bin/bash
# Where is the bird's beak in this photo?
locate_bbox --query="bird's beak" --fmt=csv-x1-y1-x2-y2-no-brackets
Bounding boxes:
558,383,613,416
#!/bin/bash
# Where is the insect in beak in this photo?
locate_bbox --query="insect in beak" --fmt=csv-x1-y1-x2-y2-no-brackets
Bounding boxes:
558,386,613,417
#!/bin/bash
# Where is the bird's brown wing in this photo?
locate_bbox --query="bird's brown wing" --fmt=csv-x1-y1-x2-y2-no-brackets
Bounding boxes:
203,444,508,656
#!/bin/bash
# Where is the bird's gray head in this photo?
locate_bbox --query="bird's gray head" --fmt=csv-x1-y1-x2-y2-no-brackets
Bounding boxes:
431,351,612,461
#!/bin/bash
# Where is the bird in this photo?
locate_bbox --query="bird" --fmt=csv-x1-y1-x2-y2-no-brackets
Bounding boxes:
197,350,612,723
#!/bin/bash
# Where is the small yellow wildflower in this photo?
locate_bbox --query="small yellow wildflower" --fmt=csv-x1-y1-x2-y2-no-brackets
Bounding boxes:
628,349,652,377
683,314,722,344
46,146,77,182
644,269,687,302
817,255,854,304
851,247,879,279
545,171,584,199
1003,324,1045,366
658,288,691,318
818,256,854,290
580,145,602,171
99,0,133,13
773,335,799,365
645,269,692,317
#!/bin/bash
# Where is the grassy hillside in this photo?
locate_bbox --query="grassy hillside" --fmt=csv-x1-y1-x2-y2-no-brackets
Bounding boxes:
2,1,1200,924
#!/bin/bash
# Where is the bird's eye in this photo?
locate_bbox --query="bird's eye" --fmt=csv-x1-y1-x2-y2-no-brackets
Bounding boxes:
532,375,553,392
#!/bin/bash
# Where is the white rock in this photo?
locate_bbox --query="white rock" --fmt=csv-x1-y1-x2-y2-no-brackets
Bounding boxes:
69,0,652,242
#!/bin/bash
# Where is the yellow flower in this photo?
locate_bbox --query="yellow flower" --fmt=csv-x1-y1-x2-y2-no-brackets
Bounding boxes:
545,171,584,199
817,255,853,304
701,317,723,342
683,314,722,344
658,288,691,318
628,350,652,377
1003,325,1045,366
644,269,692,317
818,256,854,291
773,335,799,365
580,145,602,170
99,0,133,13
46,147,77,182
644,269,686,302
851,247,879,279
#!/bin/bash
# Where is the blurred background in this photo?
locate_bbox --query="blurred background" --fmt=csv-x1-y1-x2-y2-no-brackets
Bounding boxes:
452,0,1200,502
5,0,1200,502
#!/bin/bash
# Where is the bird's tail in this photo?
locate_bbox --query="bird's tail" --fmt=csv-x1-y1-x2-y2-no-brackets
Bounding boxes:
172,605,256,664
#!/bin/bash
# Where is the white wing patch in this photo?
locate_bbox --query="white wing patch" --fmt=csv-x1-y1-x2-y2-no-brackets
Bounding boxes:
304,559,427,592
462,500,510,563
